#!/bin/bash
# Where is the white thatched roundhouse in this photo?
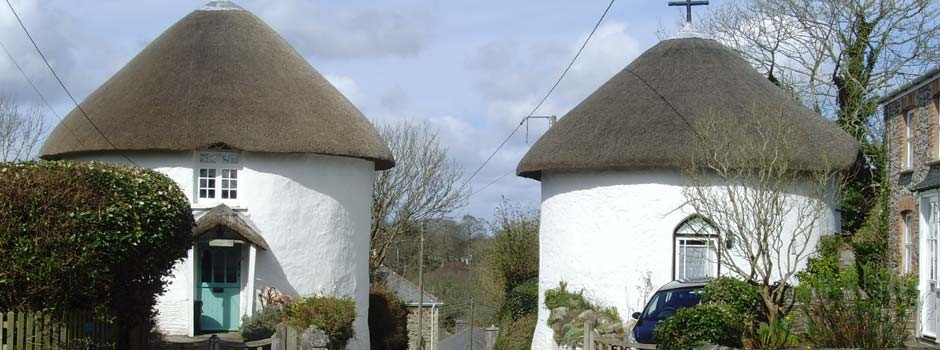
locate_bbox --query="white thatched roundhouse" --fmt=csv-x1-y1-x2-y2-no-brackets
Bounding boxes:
40,1,393,347
516,27,859,350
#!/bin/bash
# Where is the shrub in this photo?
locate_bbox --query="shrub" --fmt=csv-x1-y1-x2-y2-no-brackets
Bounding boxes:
652,304,744,350
493,313,537,350
368,284,409,350
285,296,357,348
543,281,590,311
0,161,193,331
240,306,284,341
701,277,763,320
506,278,538,318
483,201,538,302
796,253,918,348
746,318,797,349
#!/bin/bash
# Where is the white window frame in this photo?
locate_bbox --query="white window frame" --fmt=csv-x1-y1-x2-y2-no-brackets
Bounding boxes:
929,202,938,285
194,151,241,204
674,216,719,281
903,211,914,274
906,110,914,169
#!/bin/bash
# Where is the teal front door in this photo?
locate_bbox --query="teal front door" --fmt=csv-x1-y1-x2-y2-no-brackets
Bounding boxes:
198,244,241,332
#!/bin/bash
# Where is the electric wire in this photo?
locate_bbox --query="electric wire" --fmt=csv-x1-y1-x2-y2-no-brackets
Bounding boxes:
457,0,617,194
4,0,137,165
0,39,87,149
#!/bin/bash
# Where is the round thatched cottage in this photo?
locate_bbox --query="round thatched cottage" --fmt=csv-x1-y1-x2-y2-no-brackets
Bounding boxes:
40,1,393,347
516,27,858,349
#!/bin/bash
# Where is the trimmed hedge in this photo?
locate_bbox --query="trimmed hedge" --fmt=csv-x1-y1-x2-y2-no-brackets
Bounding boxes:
0,161,194,327
701,277,763,320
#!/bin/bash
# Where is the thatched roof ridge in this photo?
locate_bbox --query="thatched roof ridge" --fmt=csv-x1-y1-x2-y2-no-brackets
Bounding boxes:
40,3,394,170
193,204,270,250
516,37,859,180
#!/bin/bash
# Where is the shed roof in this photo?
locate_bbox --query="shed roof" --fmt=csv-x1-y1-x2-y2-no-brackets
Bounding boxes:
40,1,394,170
516,36,858,180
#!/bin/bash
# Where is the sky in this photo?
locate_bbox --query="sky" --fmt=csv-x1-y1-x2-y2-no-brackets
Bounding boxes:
0,0,722,220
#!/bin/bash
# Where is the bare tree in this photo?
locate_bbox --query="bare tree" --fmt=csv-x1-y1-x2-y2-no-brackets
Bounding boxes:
370,121,468,271
0,96,47,162
700,0,940,232
682,112,842,323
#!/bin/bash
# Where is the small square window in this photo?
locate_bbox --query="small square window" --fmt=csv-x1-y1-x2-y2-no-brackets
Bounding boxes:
195,152,240,202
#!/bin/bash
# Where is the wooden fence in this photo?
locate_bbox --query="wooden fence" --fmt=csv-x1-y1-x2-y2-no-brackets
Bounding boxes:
1,310,120,350
1,311,311,350
583,319,656,350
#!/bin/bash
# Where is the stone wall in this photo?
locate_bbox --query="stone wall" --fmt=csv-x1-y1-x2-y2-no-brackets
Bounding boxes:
406,306,438,350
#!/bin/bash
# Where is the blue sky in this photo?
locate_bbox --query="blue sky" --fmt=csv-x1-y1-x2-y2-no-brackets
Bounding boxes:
0,0,721,220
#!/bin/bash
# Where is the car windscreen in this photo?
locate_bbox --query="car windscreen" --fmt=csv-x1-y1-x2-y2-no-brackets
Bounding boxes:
640,287,703,321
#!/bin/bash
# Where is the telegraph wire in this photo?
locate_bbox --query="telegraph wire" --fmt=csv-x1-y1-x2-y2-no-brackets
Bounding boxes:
0,39,87,149
457,0,616,193
4,0,137,165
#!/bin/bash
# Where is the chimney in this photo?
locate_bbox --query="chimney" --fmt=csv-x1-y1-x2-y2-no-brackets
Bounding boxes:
484,326,499,350
454,320,470,334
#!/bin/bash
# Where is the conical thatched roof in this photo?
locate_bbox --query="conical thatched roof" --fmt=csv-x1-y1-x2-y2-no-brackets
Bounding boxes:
40,1,394,170
516,34,858,180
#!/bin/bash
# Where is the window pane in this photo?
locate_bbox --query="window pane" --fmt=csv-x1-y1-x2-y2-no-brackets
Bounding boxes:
222,154,239,164
230,191,237,199
221,180,229,189
213,250,224,283
208,189,215,198
201,249,213,283
208,169,216,177
207,179,215,188
230,170,237,179
226,250,239,283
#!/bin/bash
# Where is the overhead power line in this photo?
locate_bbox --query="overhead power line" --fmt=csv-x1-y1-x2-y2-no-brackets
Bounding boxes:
4,0,137,165
458,0,617,193
0,39,87,149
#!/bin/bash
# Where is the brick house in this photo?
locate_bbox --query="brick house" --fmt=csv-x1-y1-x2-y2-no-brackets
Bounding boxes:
881,66,940,343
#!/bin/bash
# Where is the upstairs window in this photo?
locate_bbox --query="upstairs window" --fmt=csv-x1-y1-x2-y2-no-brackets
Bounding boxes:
196,151,240,201
905,110,914,169
674,216,719,281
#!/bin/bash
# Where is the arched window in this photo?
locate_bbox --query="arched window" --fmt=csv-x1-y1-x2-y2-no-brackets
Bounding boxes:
673,215,719,281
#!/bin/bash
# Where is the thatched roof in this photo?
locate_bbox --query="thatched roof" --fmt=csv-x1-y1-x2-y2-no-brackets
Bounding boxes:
40,1,394,170
193,204,270,250
516,36,859,180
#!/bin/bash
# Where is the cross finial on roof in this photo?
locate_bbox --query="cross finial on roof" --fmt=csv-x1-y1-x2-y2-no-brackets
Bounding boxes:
668,0,709,23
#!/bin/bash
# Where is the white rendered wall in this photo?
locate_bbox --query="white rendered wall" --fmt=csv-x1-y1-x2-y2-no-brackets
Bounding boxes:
530,169,837,350
67,151,374,349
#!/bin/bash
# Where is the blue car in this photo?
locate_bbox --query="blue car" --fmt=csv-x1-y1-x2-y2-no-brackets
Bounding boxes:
630,279,709,345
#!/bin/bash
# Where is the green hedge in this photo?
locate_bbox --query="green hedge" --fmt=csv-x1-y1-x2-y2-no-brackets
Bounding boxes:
0,161,193,327
506,278,538,318
368,284,409,350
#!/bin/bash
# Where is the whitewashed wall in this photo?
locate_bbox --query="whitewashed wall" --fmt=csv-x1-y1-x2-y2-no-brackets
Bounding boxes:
530,169,837,350
67,151,374,349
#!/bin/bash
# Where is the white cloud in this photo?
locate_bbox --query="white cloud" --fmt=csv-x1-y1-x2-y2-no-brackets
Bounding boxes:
251,0,432,60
